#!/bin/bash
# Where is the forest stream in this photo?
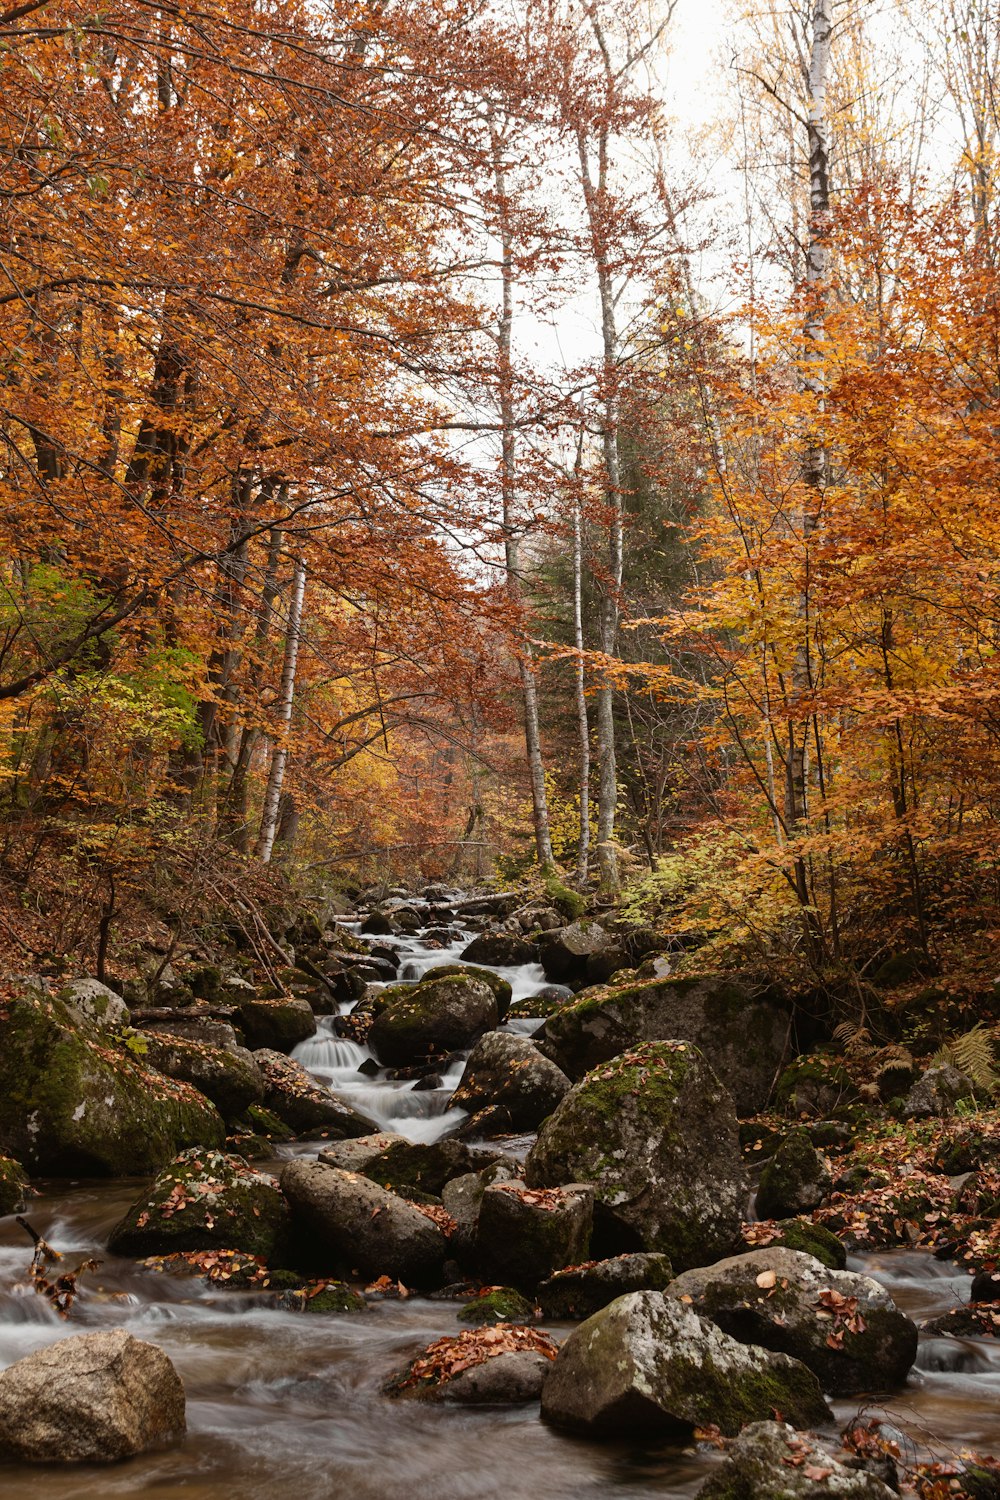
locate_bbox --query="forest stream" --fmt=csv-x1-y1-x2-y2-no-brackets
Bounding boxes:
0,921,997,1500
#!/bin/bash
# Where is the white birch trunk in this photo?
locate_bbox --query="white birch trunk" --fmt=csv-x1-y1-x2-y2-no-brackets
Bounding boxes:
256,554,306,864
572,489,591,884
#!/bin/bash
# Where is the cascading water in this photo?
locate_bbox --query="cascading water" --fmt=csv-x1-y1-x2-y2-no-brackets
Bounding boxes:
290,927,547,1144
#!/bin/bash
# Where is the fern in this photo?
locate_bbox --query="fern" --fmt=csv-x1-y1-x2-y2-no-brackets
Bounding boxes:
833,1021,876,1058
931,1022,1000,1096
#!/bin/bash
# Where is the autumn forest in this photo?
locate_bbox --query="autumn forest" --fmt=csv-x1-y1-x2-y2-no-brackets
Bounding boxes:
7,0,1000,1495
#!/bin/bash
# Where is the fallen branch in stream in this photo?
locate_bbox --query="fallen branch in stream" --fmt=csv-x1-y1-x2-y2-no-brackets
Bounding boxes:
17,1215,101,1318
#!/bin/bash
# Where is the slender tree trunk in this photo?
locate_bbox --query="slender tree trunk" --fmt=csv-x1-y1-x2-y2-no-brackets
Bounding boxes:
577,123,624,891
787,0,833,942
222,522,284,850
489,118,553,869
256,554,306,864
572,488,591,885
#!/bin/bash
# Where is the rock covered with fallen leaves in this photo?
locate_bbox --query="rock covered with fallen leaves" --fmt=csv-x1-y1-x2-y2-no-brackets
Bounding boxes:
386,1324,558,1404
254,1048,379,1136
694,1421,897,1499
450,1031,572,1136
665,1247,917,1396
536,1252,675,1321
540,1291,831,1438
525,1041,746,1269
280,1158,451,1285
141,1030,264,1120
0,1329,186,1464
109,1148,290,1262
474,1181,593,1291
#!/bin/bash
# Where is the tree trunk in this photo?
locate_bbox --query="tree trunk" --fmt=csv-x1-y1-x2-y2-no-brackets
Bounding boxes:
577,122,624,891
489,117,554,870
256,554,306,864
572,488,591,885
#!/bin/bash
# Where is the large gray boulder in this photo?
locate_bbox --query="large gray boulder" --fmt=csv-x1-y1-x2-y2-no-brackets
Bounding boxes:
666,1247,917,1396
525,1041,746,1269
61,978,131,1032
142,1030,264,1119
254,1049,379,1136
540,1292,831,1437
451,1031,571,1135
474,1180,593,1290
420,964,513,1020
903,1064,975,1119
0,993,224,1176
369,973,498,1067
695,1422,897,1499
280,1159,448,1284
539,973,792,1115
109,1148,289,1261
537,921,611,985
0,1330,185,1463
460,933,540,968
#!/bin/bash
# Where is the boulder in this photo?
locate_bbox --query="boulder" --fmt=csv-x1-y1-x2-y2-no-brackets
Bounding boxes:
368,974,498,1067
776,1056,860,1119
903,1064,975,1119
0,1329,185,1463
451,1032,571,1135
540,1292,831,1437
142,1031,264,1119
538,973,792,1115
475,1180,593,1290
537,1252,674,1320
695,1421,898,1499
665,1247,918,1396
387,1328,558,1404
525,1041,746,1269
237,997,316,1052
359,1137,498,1197
109,1148,289,1261
280,1159,448,1284
536,921,611,985
0,1156,28,1216
0,993,224,1176
418,963,513,1020
61,978,131,1032
755,1128,833,1219
318,1132,408,1172
254,1049,379,1136
460,933,540,968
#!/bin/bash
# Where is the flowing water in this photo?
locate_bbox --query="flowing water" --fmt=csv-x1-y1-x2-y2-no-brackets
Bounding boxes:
1,917,999,1496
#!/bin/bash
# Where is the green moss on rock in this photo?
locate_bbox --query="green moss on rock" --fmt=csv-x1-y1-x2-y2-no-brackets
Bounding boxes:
0,1156,28,1216
109,1147,290,1260
0,993,224,1176
458,1287,535,1326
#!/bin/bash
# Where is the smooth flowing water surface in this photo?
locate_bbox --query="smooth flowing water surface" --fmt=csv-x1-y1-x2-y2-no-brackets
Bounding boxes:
1,921,999,1497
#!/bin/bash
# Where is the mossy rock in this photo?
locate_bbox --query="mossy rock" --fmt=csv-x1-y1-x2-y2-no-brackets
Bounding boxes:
537,1252,674,1320
871,950,936,989
538,973,792,1116
755,1129,832,1219
243,1105,295,1142
236,997,316,1053
762,1218,846,1270
276,1281,366,1314
418,964,512,1020
368,974,498,1068
142,1030,264,1120
458,1287,535,1326
0,1156,28,1216
109,1148,290,1260
362,1138,490,1197
775,1054,859,1120
540,1291,831,1437
525,1042,746,1270
0,993,225,1176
